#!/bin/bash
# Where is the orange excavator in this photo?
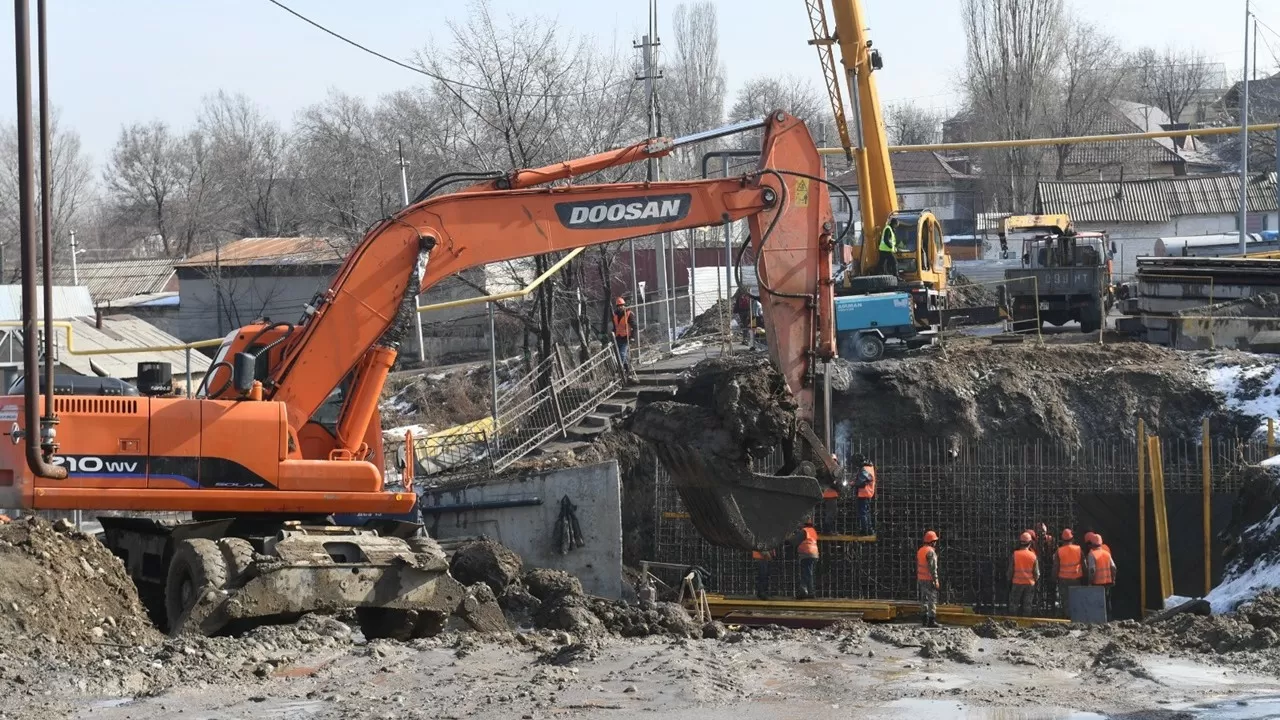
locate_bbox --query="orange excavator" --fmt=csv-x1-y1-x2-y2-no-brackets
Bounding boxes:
0,111,836,636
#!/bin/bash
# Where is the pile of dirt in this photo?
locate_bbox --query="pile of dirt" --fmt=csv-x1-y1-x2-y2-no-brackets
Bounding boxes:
949,272,998,309
451,538,525,594
381,361,515,431
831,343,1254,446
632,354,797,464
680,298,734,339
0,517,159,649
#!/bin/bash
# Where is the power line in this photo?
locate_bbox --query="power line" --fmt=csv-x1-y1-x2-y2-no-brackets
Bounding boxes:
262,0,631,100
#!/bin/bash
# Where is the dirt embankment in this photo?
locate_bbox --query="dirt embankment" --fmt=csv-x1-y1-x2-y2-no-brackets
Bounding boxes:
949,272,999,308
831,343,1254,447
0,517,159,650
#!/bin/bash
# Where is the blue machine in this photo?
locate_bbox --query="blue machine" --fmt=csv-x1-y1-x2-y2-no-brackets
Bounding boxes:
833,291,923,361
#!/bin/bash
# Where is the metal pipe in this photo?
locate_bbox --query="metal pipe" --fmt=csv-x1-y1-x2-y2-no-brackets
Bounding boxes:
36,0,56,460
1241,0,1252,254
419,497,542,514
416,247,585,314
488,301,498,432
0,321,223,355
185,347,192,398
13,0,62,479
672,117,767,149
1202,417,1212,596
818,122,1280,155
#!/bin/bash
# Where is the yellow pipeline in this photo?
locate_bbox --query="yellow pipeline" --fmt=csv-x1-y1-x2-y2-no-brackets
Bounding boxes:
0,321,223,356
416,246,585,314
819,123,1280,155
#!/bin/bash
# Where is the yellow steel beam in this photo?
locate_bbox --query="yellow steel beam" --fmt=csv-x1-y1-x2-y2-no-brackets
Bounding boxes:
819,123,1280,155
0,320,223,356
1148,435,1175,602
416,247,585,314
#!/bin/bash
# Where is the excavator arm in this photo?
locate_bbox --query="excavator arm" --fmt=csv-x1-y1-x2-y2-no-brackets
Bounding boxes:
259,112,836,447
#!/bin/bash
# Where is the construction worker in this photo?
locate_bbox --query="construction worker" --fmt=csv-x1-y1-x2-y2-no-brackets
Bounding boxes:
752,548,775,600
1086,533,1117,621
733,287,751,343
794,519,819,599
612,297,637,379
1054,528,1083,616
749,296,765,349
878,221,900,276
854,456,877,536
1009,532,1040,617
917,530,940,628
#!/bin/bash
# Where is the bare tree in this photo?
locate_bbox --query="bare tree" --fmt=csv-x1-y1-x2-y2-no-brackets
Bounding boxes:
1129,46,1217,124
0,108,93,278
420,0,643,365
199,91,298,239
1052,19,1126,179
103,121,182,255
884,102,945,146
659,1,726,177
962,0,1065,210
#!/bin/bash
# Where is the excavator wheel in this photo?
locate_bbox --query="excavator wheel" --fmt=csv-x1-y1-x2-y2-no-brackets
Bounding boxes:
165,538,228,634
217,538,256,589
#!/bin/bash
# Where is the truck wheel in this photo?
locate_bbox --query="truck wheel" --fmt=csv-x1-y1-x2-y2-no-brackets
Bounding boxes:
165,538,228,632
1079,303,1102,333
854,334,886,362
218,538,256,589
849,275,899,293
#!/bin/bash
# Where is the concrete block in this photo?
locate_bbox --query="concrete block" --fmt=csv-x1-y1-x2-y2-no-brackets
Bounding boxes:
420,461,624,599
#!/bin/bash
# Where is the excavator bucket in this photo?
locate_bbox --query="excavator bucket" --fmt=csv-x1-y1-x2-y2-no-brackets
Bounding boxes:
653,442,823,551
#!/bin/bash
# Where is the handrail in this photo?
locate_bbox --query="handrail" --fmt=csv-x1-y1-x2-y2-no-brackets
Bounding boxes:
820,123,1280,155
0,320,223,356
416,247,586,314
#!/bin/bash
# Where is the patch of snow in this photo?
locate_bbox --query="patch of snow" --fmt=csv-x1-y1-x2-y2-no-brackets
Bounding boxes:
672,341,705,355
1206,557,1280,613
1262,454,1280,467
1203,364,1280,437
1164,595,1195,609
383,424,436,438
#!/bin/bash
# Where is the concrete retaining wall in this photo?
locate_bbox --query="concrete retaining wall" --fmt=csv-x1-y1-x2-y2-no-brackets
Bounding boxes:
420,461,624,599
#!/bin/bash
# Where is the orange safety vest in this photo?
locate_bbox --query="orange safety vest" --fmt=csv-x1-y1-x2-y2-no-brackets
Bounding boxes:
1012,547,1037,585
916,545,936,581
822,487,840,500
797,527,819,557
751,550,774,561
1056,544,1083,580
612,309,633,338
1090,547,1115,586
857,466,877,499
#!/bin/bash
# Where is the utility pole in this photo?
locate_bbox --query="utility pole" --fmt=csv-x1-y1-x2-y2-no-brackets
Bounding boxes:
636,0,669,342
68,229,78,285
398,139,427,364
1240,0,1252,254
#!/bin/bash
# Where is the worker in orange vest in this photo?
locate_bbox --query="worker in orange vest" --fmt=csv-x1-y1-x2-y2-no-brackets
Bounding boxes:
1054,528,1084,616
1008,532,1040,617
1086,533,1117,621
917,530,940,627
854,456,877,537
611,297,636,379
752,548,776,600
793,519,820,599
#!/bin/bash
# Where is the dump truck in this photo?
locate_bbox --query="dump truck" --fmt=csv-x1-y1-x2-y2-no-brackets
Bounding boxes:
1000,214,1115,333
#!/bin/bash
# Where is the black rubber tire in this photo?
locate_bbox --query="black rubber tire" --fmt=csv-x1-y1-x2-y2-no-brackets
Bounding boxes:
165,538,227,632
217,537,256,589
848,275,899,293
1079,303,1102,334
854,334,886,362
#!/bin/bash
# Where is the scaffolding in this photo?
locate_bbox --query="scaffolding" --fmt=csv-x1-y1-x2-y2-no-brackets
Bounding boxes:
654,435,1268,616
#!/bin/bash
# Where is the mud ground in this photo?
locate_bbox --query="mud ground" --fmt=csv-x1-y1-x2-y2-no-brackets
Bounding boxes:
7,614,1280,720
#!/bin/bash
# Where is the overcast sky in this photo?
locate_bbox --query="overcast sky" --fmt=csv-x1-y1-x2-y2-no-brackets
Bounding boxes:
0,0,1266,164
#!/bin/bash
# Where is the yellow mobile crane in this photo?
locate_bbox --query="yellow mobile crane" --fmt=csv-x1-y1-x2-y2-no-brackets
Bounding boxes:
806,0,950,297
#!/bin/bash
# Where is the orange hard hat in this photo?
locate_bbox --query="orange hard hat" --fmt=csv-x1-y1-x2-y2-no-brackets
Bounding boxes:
1091,533,1103,546
1019,532,1032,544
923,530,939,543
1025,528,1037,540
1083,531,1097,545
615,297,626,306
1061,528,1074,541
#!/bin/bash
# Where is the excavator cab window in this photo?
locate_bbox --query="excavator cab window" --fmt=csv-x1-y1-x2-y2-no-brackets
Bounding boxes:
895,222,919,253
309,378,350,435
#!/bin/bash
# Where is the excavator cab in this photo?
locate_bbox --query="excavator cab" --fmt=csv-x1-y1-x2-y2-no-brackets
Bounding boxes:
883,211,949,291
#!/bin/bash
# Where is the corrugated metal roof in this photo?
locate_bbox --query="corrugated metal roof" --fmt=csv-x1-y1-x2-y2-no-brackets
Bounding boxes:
51,258,175,303
1037,173,1279,223
832,152,973,187
25,315,211,380
0,285,95,322
1036,178,1173,223
175,237,346,269
103,291,179,309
